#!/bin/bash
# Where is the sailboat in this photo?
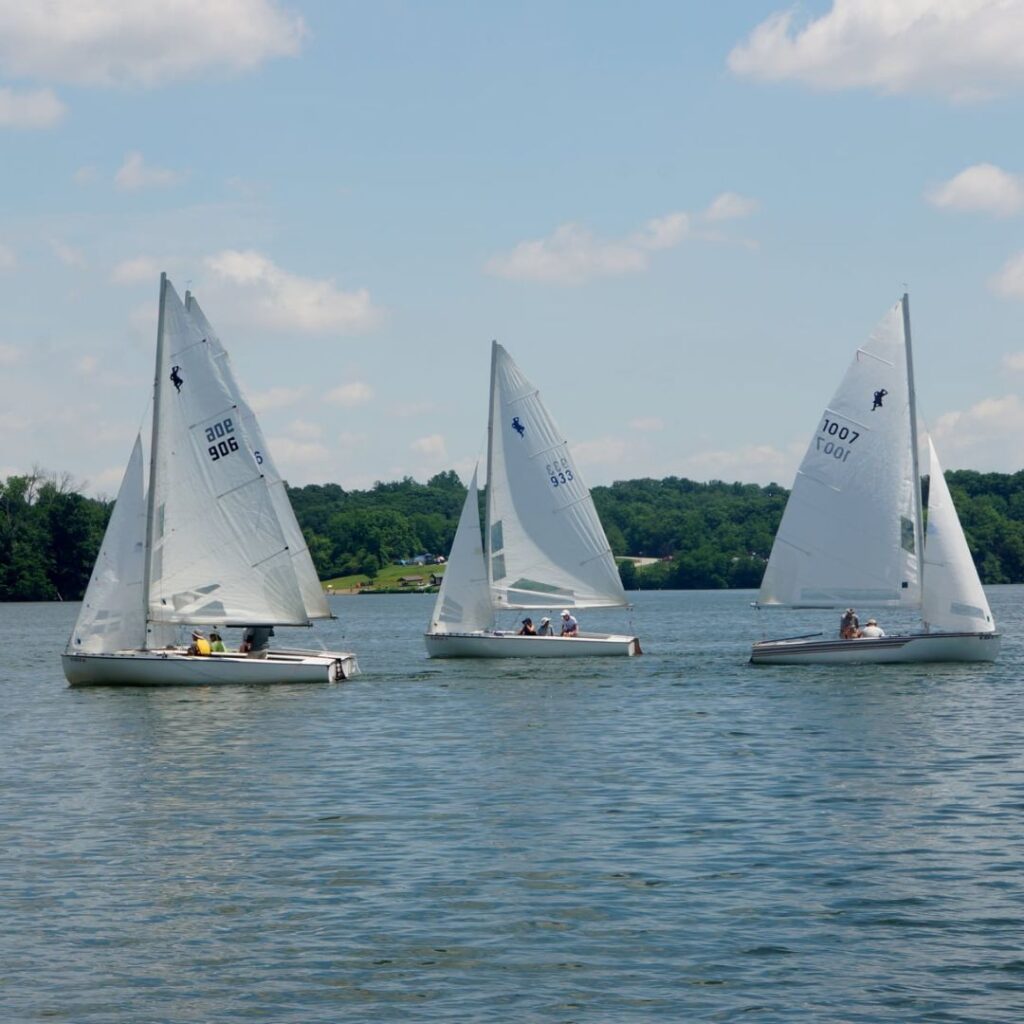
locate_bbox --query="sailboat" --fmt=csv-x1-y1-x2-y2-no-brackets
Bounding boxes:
424,341,641,658
750,294,999,665
62,274,359,686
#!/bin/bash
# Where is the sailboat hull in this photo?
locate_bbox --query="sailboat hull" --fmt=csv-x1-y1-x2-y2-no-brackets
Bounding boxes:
61,648,360,686
423,630,641,658
749,631,1000,666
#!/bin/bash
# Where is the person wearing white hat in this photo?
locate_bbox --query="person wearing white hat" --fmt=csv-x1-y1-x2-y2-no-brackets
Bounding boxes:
537,616,554,636
859,618,885,638
560,609,578,637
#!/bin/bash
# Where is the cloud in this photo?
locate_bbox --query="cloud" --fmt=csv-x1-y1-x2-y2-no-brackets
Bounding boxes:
337,431,368,450
927,163,1024,216
264,436,329,465
0,1,306,88
115,152,185,190
1002,352,1024,372
930,395,1024,468
111,256,162,285
0,242,15,271
410,434,447,458
249,386,305,413
728,1,1024,102
990,251,1024,298
205,249,381,333
73,165,99,185
325,381,374,406
76,355,98,375
51,239,87,268
0,86,65,128
486,195,756,285
629,416,665,432
286,419,321,440
571,437,631,468
0,342,22,365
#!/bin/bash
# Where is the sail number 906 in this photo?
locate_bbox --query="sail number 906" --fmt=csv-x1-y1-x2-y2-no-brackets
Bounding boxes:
815,418,859,463
546,457,574,488
205,417,239,462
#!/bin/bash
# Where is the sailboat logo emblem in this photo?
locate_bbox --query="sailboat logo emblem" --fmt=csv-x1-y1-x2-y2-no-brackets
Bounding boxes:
512,416,525,437
871,388,887,411
170,365,184,393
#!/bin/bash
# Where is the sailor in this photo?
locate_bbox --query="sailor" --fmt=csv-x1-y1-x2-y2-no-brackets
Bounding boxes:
187,630,211,656
518,617,537,636
560,609,579,637
859,618,885,638
537,617,554,636
840,608,859,639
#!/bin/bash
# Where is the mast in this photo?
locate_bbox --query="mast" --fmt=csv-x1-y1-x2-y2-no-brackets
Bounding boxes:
902,292,925,586
484,340,498,591
141,273,168,649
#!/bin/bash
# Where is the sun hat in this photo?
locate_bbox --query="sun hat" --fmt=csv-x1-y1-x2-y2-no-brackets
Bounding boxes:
561,609,570,617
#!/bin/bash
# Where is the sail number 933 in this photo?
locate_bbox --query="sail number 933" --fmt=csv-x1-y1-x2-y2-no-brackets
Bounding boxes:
815,417,859,463
205,417,239,462
547,457,575,488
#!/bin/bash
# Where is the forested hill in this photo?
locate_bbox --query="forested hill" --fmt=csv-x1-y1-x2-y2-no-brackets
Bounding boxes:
4,467,1024,601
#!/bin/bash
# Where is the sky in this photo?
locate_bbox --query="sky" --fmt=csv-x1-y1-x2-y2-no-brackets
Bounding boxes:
2,0,1024,497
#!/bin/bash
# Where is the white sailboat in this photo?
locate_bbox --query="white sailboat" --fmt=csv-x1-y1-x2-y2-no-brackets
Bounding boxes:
424,341,640,658
62,274,359,686
750,294,999,665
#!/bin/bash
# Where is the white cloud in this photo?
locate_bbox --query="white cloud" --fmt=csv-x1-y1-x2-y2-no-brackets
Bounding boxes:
486,195,755,286
927,163,1024,216
111,256,162,285
286,419,321,440
115,152,185,190
1002,352,1024,372
76,355,98,375
51,239,87,268
265,436,329,465
930,395,1024,468
0,86,65,128
571,437,631,468
249,386,305,413
410,434,447,459
629,416,665,432
0,1,305,88
205,249,381,333
990,251,1024,298
0,342,22,365
703,192,759,222
729,0,1024,102
0,242,16,271
325,381,374,406
73,165,98,185
337,431,368,450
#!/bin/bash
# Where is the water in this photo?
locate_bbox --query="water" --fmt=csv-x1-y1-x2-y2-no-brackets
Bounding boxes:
3,589,1024,1023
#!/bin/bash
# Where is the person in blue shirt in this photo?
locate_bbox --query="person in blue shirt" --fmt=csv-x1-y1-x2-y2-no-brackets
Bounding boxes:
560,610,578,637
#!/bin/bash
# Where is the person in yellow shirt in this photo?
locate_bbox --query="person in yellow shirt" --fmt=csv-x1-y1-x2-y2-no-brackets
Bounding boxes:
187,630,211,656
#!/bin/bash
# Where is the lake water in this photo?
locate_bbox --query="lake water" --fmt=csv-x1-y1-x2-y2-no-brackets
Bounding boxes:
2,588,1023,1023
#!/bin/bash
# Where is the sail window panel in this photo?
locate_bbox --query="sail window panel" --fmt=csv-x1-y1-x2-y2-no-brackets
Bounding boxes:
490,520,504,554
491,553,507,581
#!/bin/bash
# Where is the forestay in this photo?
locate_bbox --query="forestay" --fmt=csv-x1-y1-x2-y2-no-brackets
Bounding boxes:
184,293,330,621
68,435,147,653
147,278,309,628
429,467,493,633
758,302,922,608
486,342,626,610
921,437,995,633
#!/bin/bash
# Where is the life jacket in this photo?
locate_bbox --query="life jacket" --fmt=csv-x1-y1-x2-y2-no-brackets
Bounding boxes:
193,637,211,656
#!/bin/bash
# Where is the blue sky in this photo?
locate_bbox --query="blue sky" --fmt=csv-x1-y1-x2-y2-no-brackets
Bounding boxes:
2,0,1024,496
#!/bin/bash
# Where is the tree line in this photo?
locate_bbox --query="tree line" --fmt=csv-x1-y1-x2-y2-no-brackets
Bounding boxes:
4,466,1024,601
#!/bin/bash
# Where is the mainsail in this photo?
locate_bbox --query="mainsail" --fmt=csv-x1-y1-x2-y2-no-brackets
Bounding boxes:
68,435,147,653
486,342,626,610
184,292,331,621
429,467,493,633
145,276,309,630
921,437,995,633
757,300,922,608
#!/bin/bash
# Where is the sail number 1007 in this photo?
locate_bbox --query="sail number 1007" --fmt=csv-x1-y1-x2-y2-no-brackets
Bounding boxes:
815,418,859,463
205,417,239,462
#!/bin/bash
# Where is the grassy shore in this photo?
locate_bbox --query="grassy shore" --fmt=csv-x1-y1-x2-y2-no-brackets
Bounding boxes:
322,563,445,594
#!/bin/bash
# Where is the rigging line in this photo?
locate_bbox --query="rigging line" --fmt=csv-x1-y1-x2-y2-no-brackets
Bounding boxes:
188,403,240,431
250,547,293,569
528,441,569,460
855,346,895,367
506,388,540,407
214,475,269,501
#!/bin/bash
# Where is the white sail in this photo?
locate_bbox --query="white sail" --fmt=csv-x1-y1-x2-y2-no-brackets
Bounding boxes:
486,342,626,610
68,435,147,653
759,301,922,608
429,467,493,633
921,438,995,633
184,293,331,621
146,277,309,628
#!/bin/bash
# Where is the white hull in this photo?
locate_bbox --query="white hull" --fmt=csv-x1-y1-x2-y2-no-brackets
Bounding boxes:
62,647,360,687
750,631,1000,666
424,630,641,659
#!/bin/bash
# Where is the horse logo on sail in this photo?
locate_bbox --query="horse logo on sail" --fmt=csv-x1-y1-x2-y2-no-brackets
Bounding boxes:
512,416,525,437
170,366,184,393
871,388,887,411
